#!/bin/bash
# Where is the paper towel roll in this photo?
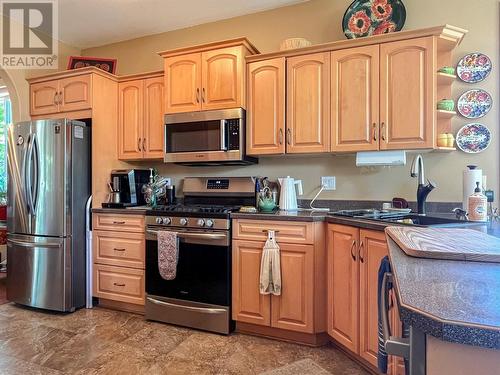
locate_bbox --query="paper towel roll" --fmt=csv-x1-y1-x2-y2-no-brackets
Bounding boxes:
463,166,483,209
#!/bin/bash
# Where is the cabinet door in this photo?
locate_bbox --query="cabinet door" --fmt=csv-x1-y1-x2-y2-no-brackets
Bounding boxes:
30,81,59,116
232,240,271,326
202,46,243,110
380,37,435,150
118,80,144,160
247,58,285,155
271,243,314,333
286,53,330,153
359,229,390,367
331,45,380,152
327,224,359,352
143,76,165,159
164,52,201,114
59,74,92,112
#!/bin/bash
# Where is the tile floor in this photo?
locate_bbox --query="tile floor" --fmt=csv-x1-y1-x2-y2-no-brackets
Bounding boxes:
0,303,369,374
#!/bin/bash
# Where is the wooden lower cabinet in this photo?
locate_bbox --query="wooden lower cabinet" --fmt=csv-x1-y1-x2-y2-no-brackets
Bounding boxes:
328,224,400,373
327,224,359,352
232,220,325,341
92,213,145,308
232,240,271,326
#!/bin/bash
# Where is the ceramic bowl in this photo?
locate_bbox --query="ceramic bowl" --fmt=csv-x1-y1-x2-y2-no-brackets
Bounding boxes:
438,66,455,75
437,133,449,147
259,198,277,212
437,99,455,111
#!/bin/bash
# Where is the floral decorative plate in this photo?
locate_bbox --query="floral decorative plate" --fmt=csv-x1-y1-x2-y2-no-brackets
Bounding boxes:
456,53,492,83
457,89,492,119
456,123,491,153
342,0,406,39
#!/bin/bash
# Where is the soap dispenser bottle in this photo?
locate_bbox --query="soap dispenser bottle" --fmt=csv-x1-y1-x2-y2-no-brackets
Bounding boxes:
468,182,488,222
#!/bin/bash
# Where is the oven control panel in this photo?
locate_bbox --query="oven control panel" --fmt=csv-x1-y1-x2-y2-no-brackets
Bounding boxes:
146,216,229,230
207,179,229,189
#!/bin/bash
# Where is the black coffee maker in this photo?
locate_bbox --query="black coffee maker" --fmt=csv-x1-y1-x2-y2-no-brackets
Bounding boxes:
102,169,150,208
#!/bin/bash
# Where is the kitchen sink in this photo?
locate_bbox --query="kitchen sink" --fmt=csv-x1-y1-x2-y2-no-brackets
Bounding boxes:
383,214,482,227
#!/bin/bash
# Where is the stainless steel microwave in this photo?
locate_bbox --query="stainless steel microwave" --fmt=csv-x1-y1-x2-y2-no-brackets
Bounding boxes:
164,108,257,165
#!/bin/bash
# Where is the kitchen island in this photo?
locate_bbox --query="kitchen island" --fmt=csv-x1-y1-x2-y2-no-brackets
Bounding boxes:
386,222,500,375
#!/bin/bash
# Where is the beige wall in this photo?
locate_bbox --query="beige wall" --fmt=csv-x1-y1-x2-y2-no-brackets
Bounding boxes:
83,0,499,203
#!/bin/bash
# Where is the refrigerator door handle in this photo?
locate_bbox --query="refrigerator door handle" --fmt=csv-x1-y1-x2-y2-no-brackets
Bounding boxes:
32,134,40,212
7,238,62,248
22,133,31,215
25,133,35,215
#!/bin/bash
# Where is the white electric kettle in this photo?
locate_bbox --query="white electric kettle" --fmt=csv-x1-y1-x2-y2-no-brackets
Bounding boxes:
278,176,303,211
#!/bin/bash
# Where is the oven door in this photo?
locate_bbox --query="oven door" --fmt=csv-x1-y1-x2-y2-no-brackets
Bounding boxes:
145,227,230,307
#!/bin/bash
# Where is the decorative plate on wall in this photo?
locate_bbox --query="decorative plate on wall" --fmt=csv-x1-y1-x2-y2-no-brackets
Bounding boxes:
457,89,492,119
456,123,491,153
456,53,492,83
342,0,406,39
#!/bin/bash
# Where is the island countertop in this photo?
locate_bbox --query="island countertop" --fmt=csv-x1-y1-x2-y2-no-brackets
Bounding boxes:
387,221,500,350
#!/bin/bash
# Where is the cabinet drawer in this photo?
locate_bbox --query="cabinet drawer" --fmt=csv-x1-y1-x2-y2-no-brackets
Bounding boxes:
93,231,145,269
93,213,145,232
93,264,144,305
232,219,314,244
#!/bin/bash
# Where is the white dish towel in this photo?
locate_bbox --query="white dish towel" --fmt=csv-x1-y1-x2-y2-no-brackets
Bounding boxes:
259,230,281,295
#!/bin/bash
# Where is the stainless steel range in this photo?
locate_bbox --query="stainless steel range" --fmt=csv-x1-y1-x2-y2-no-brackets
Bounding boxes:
144,177,255,334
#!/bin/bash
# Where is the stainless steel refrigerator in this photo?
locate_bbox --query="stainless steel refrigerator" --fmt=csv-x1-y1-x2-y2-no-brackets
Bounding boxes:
7,119,90,312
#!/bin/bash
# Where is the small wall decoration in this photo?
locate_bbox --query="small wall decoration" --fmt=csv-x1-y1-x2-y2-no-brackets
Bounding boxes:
456,123,491,153
457,89,492,119
342,0,406,39
67,56,117,74
456,53,492,83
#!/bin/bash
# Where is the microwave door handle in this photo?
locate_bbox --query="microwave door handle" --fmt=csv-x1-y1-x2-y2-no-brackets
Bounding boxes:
220,120,227,151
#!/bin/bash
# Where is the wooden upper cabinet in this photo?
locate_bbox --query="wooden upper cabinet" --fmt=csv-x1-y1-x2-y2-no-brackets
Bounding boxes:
232,240,271,326
287,53,330,153
164,52,201,113
118,80,143,160
271,243,314,333
143,76,165,159
327,224,359,353
247,58,285,156
30,81,59,116
380,37,435,150
202,46,243,110
359,229,390,368
331,45,379,152
58,74,92,112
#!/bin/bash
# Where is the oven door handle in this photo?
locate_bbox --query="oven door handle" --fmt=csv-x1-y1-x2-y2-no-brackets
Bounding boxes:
147,297,227,314
146,229,227,241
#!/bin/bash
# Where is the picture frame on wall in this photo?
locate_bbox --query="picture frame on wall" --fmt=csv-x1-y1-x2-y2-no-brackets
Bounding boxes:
67,56,117,74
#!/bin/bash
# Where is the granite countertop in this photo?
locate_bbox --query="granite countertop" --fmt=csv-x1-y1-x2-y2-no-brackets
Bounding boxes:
387,221,500,350
92,207,149,215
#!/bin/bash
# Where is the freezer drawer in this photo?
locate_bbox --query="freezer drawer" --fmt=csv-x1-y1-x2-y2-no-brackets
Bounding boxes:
6,234,72,312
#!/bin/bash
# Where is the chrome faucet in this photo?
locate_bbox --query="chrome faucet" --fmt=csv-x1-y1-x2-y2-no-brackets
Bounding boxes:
410,154,436,215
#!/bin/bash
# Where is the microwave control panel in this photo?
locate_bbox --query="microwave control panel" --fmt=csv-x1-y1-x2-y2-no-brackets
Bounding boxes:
226,119,240,150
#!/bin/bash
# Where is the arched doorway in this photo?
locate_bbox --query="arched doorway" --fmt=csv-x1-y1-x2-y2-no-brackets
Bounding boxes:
0,68,18,301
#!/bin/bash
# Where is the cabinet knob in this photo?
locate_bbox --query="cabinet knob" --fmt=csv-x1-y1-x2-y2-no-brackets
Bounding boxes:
196,88,200,103
286,128,291,145
359,240,365,263
278,128,283,145
142,138,146,152
113,282,125,287
202,88,205,103
137,138,142,151
373,123,377,142
381,122,386,142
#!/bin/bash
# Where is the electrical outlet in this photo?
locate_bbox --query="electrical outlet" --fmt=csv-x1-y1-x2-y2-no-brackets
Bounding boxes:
321,176,336,190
